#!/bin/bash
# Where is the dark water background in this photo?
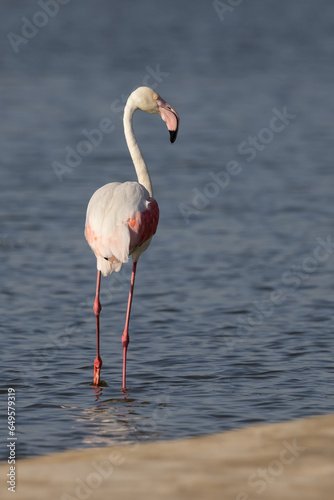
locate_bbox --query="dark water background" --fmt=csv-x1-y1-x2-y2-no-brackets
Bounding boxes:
1,0,334,459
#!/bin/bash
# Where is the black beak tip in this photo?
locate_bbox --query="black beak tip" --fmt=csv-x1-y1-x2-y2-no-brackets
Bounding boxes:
169,130,178,143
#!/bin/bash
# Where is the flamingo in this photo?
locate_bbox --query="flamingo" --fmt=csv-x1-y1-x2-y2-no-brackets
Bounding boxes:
85,86,179,389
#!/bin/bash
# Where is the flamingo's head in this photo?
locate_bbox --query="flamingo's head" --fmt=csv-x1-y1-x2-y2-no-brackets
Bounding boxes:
129,86,179,143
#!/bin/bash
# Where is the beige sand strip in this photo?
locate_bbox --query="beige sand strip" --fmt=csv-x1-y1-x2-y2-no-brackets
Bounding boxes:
1,414,334,500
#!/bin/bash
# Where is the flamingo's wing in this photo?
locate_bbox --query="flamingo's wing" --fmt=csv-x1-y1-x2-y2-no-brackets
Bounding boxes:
85,181,159,275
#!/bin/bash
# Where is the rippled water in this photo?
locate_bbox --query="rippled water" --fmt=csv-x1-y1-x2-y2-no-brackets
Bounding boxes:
1,0,334,459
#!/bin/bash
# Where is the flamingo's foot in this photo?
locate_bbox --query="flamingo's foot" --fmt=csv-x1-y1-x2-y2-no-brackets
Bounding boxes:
93,356,102,386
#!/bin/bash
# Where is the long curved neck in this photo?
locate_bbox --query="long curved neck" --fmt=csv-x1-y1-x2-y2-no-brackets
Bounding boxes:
123,101,153,197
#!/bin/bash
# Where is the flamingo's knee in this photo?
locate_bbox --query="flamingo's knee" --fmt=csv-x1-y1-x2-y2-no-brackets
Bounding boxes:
93,299,102,317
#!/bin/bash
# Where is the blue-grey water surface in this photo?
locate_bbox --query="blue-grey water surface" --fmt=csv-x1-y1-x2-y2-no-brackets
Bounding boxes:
1,0,334,459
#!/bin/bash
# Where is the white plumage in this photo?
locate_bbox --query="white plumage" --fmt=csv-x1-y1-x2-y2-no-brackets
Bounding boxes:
85,181,151,275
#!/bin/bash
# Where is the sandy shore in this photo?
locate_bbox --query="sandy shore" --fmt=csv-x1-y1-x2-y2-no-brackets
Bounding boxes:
1,414,334,500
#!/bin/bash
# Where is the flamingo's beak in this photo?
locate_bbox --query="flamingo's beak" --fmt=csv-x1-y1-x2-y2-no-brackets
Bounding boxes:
157,98,180,143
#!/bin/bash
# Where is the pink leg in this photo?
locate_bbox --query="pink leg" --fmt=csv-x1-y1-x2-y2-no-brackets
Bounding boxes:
121,261,137,389
93,270,102,386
